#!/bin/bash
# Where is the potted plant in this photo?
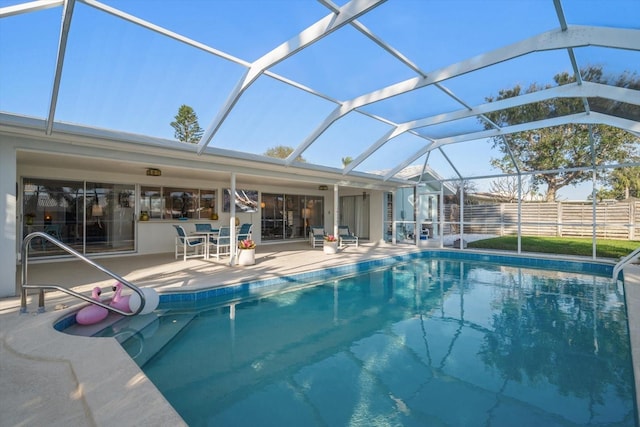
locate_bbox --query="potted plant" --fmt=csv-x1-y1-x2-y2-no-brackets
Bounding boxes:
323,235,338,254
237,239,256,266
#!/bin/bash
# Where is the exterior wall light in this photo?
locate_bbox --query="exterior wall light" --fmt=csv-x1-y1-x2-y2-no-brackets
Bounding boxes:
146,168,162,176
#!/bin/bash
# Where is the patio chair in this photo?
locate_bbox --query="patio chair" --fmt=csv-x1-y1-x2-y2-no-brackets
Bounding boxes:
32,224,64,250
309,226,325,248
237,223,253,242
173,225,205,261
195,223,212,232
209,226,231,260
338,225,358,247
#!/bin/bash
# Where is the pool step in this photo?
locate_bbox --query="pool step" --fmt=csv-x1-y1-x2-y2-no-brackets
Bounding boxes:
119,312,196,367
63,312,126,337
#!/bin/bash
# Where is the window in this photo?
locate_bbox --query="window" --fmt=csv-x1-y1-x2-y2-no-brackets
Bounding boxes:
164,187,197,219
140,186,163,219
200,190,216,219
141,186,217,219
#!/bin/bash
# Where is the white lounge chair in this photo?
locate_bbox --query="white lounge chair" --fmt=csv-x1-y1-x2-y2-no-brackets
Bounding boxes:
309,226,325,248
338,225,358,247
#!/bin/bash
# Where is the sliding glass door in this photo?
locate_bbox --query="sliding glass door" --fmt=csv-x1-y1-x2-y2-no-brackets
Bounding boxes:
22,178,135,257
85,182,135,254
261,193,323,242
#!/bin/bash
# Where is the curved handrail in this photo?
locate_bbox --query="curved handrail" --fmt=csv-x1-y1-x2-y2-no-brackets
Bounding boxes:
20,232,146,316
612,245,640,280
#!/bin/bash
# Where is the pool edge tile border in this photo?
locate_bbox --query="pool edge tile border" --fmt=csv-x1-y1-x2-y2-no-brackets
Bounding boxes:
156,250,614,304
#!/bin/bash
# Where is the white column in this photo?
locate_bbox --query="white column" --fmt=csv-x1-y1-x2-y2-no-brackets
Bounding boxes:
333,184,339,238
392,189,397,245
459,183,465,249
439,186,444,248
517,174,522,254
0,140,17,297
229,173,237,266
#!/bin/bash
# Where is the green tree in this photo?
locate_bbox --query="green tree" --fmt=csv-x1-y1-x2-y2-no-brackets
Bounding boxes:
264,145,306,162
597,165,640,200
483,66,639,201
341,156,353,167
170,104,204,144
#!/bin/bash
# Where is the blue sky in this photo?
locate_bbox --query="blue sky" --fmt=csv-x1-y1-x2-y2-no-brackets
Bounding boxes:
1,0,638,200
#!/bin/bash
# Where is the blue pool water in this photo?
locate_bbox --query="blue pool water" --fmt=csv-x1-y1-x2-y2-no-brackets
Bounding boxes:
99,258,637,426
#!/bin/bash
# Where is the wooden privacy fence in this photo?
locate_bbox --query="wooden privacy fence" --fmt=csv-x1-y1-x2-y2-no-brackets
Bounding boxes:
444,200,640,240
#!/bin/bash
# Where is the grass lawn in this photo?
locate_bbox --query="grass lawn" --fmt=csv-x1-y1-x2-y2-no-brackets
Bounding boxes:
467,236,640,259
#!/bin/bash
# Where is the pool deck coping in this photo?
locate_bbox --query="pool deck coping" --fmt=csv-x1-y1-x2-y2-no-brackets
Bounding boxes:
1,241,638,426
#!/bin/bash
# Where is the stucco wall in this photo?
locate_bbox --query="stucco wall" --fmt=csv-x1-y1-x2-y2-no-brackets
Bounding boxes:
0,138,17,298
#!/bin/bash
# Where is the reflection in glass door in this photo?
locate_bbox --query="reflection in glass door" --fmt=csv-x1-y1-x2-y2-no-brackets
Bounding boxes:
261,193,323,242
22,178,135,257
85,182,135,254
261,194,284,241
417,192,439,239
22,179,84,256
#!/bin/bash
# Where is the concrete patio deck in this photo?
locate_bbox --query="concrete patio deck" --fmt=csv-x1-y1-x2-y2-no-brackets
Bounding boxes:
1,241,638,426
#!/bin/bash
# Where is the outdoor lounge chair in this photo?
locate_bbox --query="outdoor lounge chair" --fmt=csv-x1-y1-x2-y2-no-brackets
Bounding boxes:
338,225,358,247
173,225,205,261
209,226,231,260
309,226,325,248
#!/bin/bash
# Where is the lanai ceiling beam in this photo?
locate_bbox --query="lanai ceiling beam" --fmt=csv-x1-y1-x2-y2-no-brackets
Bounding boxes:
427,112,640,151
343,125,414,174
196,0,387,155
349,25,639,110
45,0,75,135
82,0,248,66
383,143,437,181
292,26,639,162
553,0,591,115
319,0,426,78
383,112,638,180
0,0,61,17
344,83,638,176
403,82,639,133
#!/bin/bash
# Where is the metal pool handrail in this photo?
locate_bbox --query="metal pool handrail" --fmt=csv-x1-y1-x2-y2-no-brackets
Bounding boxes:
20,231,146,316
612,245,640,280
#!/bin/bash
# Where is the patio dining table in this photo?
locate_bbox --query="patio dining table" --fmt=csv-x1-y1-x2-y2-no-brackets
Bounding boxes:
190,229,219,259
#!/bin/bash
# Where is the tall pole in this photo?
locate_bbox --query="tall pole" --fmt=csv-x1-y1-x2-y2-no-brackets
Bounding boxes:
333,184,339,238
230,173,237,266
459,182,464,249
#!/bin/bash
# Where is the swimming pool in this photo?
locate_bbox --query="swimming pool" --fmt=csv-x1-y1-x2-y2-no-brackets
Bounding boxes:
96,256,637,426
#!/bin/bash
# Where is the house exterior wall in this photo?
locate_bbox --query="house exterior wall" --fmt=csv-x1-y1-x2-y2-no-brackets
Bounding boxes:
17,162,343,252
1,133,388,297
0,138,17,297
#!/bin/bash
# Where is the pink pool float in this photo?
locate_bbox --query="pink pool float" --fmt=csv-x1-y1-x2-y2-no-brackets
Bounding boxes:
76,287,108,325
109,281,131,313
